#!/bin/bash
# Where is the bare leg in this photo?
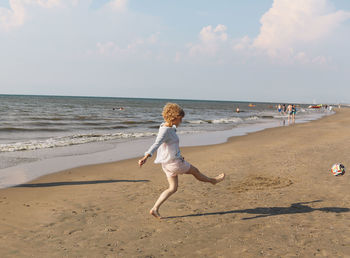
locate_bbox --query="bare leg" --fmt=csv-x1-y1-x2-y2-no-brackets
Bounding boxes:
186,165,225,185
150,176,178,219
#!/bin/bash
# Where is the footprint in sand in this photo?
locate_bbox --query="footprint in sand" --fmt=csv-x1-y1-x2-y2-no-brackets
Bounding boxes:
230,175,293,193
105,227,117,232
63,228,83,235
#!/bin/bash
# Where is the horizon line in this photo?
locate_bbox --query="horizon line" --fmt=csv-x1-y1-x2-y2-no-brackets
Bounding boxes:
0,93,332,105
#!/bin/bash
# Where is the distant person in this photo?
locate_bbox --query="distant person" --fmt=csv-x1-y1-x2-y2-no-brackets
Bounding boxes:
287,104,293,124
291,104,297,124
277,104,282,115
138,103,225,219
236,107,240,113
113,107,125,111
282,104,287,115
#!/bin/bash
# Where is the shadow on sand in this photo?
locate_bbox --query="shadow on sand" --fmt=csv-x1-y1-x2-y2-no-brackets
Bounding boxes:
164,200,350,220
15,179,149,188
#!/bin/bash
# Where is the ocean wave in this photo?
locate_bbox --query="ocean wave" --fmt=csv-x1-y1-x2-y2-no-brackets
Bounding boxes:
212,117,243,124
121,120,159,125
27,117,65,121
24,122,72,127
0,132,157,152
261,115,275,119
0,127,66,132
245,116,260,121
186,120,210,124
187,115,283,124
188,117,258,124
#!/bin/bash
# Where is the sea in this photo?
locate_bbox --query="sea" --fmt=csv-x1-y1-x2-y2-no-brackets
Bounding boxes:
0,95,333,188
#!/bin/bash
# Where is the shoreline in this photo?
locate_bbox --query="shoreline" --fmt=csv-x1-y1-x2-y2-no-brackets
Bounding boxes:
0,110,332,188
0,108,349,257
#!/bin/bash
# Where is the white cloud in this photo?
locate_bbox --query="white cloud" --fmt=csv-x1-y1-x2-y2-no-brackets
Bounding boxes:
188,24,228,57
174,51,181,62
95,33,159,57
180,0,350,66
104,0,128,12
252,0,350,59
96,41,116,55
32,0,62,8
0,0,64,30
233,36,252,51
0,0,26,30
312,55,327,65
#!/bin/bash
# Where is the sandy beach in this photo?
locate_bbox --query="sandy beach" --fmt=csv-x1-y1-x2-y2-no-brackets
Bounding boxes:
0,109,349,257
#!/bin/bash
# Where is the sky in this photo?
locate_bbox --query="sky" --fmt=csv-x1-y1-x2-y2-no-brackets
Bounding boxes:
0,0,349,103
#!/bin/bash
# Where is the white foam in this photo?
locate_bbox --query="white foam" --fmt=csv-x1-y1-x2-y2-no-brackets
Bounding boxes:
187,120,208,124
245,116,260,121
211,117,243,124
0,132,157,152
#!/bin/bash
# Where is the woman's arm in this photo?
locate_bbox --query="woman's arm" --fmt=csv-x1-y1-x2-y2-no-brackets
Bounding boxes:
138,153,151,167
138,127,168,167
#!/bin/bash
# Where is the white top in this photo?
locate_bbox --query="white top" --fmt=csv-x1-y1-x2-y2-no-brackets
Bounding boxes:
145,123,181,164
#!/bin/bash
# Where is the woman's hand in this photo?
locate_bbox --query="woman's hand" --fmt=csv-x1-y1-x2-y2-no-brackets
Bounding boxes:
138,155,149,167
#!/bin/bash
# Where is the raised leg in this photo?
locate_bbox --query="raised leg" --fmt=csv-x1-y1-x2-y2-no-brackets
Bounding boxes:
186,165,225,185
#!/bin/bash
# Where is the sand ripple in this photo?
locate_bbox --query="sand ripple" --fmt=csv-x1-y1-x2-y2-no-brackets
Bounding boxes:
231,175,293,192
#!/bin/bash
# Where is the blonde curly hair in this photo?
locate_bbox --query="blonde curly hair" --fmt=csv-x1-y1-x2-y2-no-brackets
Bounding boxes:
162,103,185,123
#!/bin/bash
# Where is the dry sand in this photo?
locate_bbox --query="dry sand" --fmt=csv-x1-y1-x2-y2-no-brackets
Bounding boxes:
0,109,350,257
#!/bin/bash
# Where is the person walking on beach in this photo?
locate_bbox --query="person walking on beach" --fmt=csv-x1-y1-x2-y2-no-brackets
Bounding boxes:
287,104,297,124
138,103,225,219
287,104,293,124
291,104,297,124
277,104,282,115
282,104,287,115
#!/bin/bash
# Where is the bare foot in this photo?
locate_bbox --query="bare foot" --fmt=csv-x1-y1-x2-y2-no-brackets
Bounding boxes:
212,173,225,185
150,209,162,219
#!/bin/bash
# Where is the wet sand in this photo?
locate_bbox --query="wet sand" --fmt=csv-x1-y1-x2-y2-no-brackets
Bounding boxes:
0,109,349,257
